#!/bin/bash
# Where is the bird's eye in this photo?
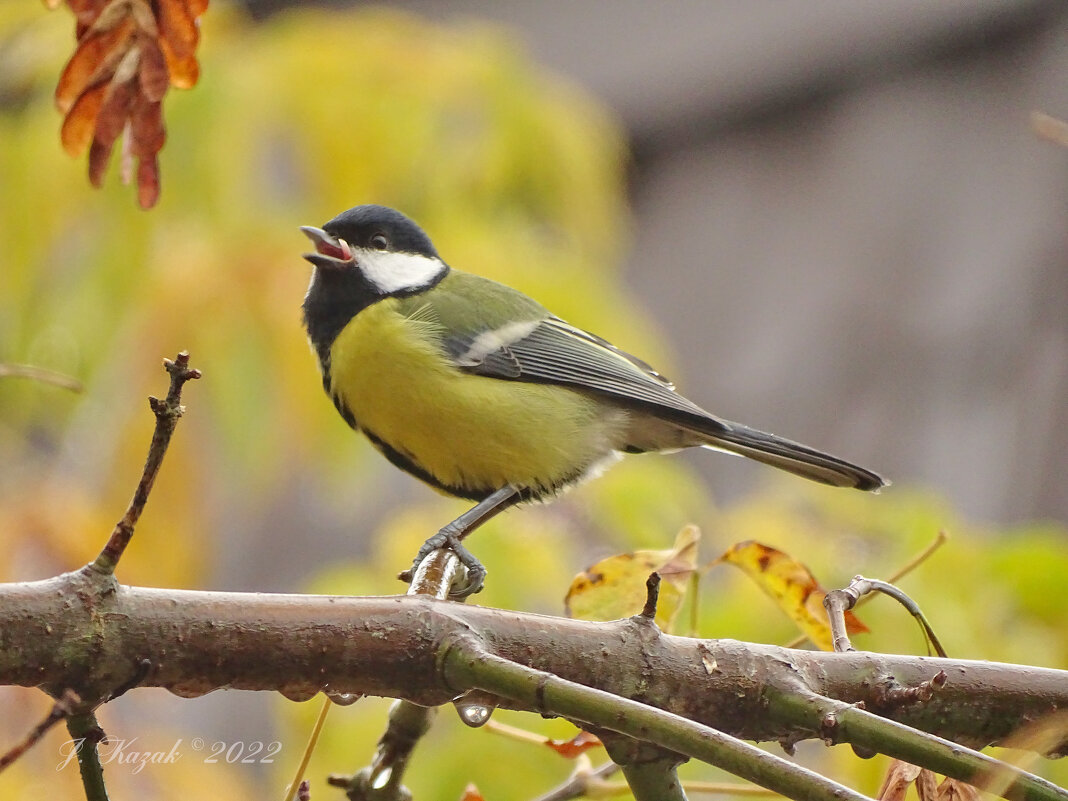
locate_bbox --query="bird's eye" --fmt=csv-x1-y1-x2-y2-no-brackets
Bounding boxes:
369,233,390,251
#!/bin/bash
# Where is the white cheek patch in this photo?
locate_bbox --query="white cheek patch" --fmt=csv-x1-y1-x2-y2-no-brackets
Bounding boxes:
357,248,447,294
456,319,540,365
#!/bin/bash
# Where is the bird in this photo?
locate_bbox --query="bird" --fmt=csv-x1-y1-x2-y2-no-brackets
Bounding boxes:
300,204,886,596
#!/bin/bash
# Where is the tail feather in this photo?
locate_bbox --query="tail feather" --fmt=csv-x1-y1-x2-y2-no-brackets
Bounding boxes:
695,421,886,491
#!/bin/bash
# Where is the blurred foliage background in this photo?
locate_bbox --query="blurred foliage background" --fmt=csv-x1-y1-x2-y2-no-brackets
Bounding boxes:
0,3,1065,800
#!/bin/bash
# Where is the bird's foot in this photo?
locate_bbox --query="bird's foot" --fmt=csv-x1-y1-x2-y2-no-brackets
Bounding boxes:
399,529,487,599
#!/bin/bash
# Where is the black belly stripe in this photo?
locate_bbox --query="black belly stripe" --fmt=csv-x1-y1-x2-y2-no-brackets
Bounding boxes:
317,351,361,431
361,427,494,502
331,394,359,430
360,426,595,505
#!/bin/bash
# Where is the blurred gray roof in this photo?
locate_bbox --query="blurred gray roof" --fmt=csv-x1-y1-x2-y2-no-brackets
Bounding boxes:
374,1,1058,144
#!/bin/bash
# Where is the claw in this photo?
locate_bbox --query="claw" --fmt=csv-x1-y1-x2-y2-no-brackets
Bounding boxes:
404,531,487,599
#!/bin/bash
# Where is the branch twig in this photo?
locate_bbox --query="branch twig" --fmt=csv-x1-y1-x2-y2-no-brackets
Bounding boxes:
283,698,332,801
0,689,81,773
772,689,1067,801
92,351,200,575
883,530,948,586
66,712,109,801
781,529,947,650
0,363,83,392
444,640,876,801
529,757,620,801
641,572,661,619
825,576,947,657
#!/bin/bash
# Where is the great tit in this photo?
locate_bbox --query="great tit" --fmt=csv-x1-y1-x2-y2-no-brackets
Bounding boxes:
300,205,885,595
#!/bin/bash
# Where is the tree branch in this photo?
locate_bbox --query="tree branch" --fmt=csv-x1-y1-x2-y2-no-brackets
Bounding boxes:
2,573,1066,798
2,576,1065,740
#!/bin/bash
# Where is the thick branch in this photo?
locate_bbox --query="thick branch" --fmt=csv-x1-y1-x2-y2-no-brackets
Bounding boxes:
1,571,1065,760
768,689,1066,801
447,643,869,801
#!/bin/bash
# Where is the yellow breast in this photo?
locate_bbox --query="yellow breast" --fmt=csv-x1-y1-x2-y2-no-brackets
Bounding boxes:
327,299,626,496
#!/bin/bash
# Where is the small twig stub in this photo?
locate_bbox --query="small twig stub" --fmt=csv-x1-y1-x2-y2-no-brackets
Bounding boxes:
641,572,662,619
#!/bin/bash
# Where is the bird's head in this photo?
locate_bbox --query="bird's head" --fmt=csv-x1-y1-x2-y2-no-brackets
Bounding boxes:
300,205,450,361
300,204,447,296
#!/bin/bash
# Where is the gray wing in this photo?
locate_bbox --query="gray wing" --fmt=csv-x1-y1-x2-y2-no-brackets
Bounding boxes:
444,315,886,491
445,316,726,429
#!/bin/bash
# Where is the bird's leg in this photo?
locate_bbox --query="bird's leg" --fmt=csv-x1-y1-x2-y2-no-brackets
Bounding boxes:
401,485,521,598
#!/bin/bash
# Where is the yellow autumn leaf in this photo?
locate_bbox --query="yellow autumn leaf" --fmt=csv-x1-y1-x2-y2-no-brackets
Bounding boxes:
565,525,699,632
718,540,868,650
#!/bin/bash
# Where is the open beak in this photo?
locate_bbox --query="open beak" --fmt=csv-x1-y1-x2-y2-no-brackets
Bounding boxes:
300,226,354,269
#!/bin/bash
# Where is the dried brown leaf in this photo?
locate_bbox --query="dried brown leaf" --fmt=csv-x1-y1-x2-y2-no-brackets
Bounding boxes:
130,95,165,157
158,34,200,89
55,15,136,112
51,0,208,207
158,0,199,61
60,80,108,156
68,0,106,34
88,136,114,187
137,154,160,209
137,35,170,101
545,731,603,759
86,0,138,35
95,77,137,146
915,769,939,801
877,759,922,801
124,0,159,37
934,778,980,801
